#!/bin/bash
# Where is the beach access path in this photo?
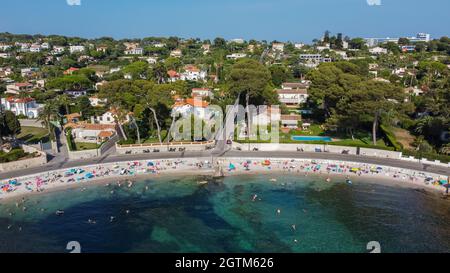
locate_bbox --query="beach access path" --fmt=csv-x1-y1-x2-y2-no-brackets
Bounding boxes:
1,150,449,181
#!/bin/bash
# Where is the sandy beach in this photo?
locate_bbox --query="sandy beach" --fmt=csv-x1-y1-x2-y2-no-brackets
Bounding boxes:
0,157,448,202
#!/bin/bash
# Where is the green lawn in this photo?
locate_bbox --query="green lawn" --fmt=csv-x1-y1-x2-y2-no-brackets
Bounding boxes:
75,142,99,151
289,124,325,136
17,126,50,144
236,124,394,151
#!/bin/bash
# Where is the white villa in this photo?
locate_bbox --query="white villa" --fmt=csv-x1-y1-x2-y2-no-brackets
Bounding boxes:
52,46,65,55
1,97,43,118
69,45,85,54
170,49,183,58
369,47,388,55
277,83,309,107
89,96,108,107
124,47,143,55
93,109,132,125
68,123,117,144
226,53,247,60
172,98,212,120
272,43,285,52
180,65,207,82
192,88,213,99
277,89,309,105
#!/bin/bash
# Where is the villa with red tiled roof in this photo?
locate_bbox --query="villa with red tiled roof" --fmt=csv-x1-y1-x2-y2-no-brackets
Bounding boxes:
64,67,79,75
0,97,43,118
5,82,34,95
180,65,207,82
65,121,117,144
172,97,212,120
167,70,180,82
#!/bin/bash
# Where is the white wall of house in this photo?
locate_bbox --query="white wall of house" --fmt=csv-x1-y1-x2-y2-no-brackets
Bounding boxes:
1,98,42,118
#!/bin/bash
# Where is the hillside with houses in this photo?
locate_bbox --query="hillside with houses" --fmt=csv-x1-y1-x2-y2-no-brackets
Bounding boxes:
0,31,449,164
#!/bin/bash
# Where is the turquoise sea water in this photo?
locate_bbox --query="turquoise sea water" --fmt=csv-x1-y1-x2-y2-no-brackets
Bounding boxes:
0,174,449,253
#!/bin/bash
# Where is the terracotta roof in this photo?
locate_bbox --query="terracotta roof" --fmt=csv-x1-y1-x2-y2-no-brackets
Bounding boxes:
65,113,81,119
186,98,209,108
15,82,33,87
65,121,116,131
167,70,179,78
98,131,114,138
184,65,200,72
64,67,79,74
6,97,34,103
173,101,187,108
173,98,210,108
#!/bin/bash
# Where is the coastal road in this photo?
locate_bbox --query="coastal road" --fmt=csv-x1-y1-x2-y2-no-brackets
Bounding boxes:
1,150,449,180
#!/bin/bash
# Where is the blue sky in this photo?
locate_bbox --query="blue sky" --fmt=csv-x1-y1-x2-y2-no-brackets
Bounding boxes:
0,0,448,42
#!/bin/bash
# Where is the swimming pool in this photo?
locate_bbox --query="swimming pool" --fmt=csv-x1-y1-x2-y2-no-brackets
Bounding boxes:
292,136,332,142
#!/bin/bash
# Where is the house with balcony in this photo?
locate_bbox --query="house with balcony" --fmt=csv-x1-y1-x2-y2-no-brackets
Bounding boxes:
5,82,34,95
180,65,207,82
69,45,85,54
172,97,212,120
1,97,43,118
65,122,117,144
192,88,213,99
276,89,309,107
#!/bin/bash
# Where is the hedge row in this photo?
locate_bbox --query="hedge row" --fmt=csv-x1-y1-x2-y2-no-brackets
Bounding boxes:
0,148,27,163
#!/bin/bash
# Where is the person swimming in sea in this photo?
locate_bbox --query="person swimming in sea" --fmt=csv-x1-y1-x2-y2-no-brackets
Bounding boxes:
110,216,115,223
252,194,258,202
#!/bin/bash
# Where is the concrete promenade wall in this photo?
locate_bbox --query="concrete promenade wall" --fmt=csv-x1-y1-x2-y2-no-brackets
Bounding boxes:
67,149,99,160
67,134,119,160
233,143,450,167
233,143,403,158
0,145,48,172
116,141,215,155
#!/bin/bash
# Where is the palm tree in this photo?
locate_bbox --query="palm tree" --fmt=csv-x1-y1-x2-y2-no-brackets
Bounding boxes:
37,101,59,141
415,116,433,135
57,94,71,115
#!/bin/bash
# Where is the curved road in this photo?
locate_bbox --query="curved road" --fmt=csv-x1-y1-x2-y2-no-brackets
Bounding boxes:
1,150,448,180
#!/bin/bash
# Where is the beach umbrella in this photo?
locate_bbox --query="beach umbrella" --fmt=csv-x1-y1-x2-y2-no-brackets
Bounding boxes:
147,162,154,166
262,160,271,166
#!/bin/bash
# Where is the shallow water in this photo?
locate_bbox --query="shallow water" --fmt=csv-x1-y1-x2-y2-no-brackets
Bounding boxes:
0,174,449,253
